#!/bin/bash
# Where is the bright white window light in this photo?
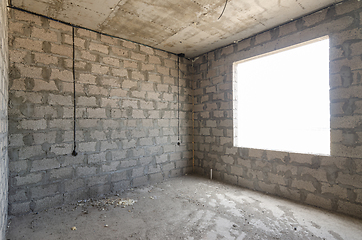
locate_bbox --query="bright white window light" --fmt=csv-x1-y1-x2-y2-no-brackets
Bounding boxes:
233,36,330,155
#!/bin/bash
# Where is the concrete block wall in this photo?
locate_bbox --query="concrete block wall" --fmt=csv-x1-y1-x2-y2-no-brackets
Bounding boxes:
0,0,8,237
8,9,193,215
191,0,362,219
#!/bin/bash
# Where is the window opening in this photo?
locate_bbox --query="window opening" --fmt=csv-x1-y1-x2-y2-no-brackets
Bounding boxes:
233,36,330,155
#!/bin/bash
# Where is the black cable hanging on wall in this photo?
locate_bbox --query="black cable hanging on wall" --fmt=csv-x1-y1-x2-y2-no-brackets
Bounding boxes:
177,55,180,146
176,53,185,146
72,26,78,156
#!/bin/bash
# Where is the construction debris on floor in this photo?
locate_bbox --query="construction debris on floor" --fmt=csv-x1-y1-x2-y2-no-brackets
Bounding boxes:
6,175,362,240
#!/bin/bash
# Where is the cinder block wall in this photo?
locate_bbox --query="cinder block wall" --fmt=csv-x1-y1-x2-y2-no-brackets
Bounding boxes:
8,9,193,215
0,0,8,236
192,0,362,218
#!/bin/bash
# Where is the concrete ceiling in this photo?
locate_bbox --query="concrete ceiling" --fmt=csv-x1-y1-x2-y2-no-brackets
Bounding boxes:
11,0,343,58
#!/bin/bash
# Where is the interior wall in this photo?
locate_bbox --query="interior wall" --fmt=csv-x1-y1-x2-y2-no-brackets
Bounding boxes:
192,0,362,219
0,0,8,237
7,9,193,215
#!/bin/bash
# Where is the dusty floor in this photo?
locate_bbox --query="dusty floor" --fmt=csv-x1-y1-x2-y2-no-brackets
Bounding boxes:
6,175,362,240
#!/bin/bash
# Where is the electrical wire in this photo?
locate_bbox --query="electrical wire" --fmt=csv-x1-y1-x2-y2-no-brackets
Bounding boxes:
72,26,77,156
176,53,185,145
218,0,228,20
177,55,180,145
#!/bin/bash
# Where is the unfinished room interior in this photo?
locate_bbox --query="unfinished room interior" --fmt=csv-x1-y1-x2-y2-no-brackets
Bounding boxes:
1,0,362,239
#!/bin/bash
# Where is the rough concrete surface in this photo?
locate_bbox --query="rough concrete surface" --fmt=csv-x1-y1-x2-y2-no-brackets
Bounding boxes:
6,175,362,240
192,0,362,218
6,0,362,227
10,0,343,57
8,8,193,216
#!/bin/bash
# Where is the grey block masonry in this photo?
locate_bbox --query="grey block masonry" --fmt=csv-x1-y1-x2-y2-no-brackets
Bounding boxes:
191,0,362,219
6,0,362,220
7,9,193,215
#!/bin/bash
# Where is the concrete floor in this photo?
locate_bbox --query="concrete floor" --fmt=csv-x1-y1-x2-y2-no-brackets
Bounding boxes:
6,175,362,240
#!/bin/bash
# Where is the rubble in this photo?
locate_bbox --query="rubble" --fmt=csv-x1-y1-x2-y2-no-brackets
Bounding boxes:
76,197,138,211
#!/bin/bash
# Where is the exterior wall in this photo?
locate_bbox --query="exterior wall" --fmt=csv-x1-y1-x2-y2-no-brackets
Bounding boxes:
192,0,362,219
0,0,8,238
8,9,193,215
